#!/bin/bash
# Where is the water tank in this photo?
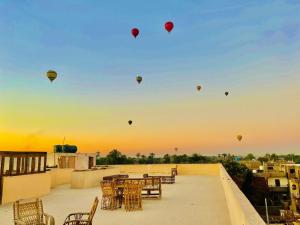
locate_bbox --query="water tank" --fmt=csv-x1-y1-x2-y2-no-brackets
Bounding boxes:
62,145,77,153
54,145,77,153
54,145,63,153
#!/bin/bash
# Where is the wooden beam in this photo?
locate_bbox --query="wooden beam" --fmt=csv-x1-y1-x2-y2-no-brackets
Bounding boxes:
31,157,35,173
24,157,28,174
38,156,41,172
44,155,47,172
16,157,21,175
9,157,14,176
0,156,4,176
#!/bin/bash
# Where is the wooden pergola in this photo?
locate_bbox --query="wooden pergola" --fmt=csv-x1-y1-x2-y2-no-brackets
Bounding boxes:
0,151,47,176
0,151,47,204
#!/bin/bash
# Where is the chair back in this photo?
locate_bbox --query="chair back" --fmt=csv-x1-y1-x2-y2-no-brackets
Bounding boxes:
124,181,142,195
171,168,177,177
100,180,115,196
87,197,99,224
13,199,43,225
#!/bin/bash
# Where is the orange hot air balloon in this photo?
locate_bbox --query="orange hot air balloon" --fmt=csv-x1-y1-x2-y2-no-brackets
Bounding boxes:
237,135,243,142
131,28,139,38
165,21,174,33
47,70,57,82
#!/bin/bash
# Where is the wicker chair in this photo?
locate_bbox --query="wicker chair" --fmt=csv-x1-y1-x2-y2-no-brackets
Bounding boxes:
63,197,99,225
123,181,142,211
100,180,117,210
13,199,55,225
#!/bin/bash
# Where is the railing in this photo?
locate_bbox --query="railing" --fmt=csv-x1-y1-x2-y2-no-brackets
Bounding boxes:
0,151,48,205
0,151,47,176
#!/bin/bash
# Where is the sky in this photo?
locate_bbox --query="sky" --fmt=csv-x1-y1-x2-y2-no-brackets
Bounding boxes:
0,0,299,156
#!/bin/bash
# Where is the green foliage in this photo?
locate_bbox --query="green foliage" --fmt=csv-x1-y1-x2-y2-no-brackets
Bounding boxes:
222,160,251,177
95,150,300,166
244,153,255,160
106,149,128,164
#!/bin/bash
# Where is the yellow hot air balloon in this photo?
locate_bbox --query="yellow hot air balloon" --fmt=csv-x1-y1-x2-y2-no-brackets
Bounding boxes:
47,70,57,82
237,135,243,142
196,85,201,91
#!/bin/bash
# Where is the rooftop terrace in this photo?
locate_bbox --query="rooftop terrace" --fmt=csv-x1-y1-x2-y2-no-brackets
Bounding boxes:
1,176,231,225
0,164,266,225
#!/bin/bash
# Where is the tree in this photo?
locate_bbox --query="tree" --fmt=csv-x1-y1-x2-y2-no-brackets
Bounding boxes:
163,154,171,163
257,156,268,163
270,153,278,161
244,153,255,160
147,153,155,164
136,153,141,159
106,149,127,164
139,155,147,164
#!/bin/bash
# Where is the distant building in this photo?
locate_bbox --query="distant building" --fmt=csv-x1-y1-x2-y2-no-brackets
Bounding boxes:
286,164,300,213
240,160,261,170
47,145,97,170
47,152,96,170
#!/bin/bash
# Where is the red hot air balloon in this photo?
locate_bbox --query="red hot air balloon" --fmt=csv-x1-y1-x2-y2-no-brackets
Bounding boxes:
131,28,139,38
165,21,174,33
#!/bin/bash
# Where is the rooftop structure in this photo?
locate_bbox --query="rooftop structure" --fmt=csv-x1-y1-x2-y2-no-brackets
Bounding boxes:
0,163,266,225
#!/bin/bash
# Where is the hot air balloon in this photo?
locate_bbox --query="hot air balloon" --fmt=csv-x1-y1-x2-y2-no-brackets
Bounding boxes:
47,70,57,82
237,135,243,142
196,85,202,91
131,28,139,38
225,92,229,96
174,147,178,152
165,21,174,33
136,76,142,84
128,120,133,125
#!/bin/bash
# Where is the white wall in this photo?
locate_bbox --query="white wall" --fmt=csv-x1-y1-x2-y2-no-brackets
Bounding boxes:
267,177,288,187
75,153,96,170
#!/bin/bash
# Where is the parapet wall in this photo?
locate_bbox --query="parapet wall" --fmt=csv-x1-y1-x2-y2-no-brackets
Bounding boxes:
219,165,266,225
1,173,51,204
49,168,74,188
116,164,220,176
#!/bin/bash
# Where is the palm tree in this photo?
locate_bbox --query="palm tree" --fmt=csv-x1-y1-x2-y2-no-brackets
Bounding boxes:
136,153,141,159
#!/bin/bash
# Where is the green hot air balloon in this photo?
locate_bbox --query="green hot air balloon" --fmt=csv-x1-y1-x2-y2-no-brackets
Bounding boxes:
136,76,142,84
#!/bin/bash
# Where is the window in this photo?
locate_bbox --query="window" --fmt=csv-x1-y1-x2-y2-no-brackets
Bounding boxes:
275,179,280,187
268,166,273,170
290,169,295,174
292,184,297,190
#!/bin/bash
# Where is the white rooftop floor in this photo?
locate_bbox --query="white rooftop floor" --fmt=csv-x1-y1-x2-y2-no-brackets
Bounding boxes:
0,176,231,225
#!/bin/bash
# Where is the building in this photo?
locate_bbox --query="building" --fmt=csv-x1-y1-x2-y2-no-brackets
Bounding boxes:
286,164,300,213
240,160,261,170
47,152,97,170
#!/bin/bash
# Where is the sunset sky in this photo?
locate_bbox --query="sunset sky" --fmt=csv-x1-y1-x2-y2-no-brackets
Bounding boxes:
0,0,299,156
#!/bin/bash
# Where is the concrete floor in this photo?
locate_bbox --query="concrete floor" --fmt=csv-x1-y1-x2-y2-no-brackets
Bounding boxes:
0,176,231,225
